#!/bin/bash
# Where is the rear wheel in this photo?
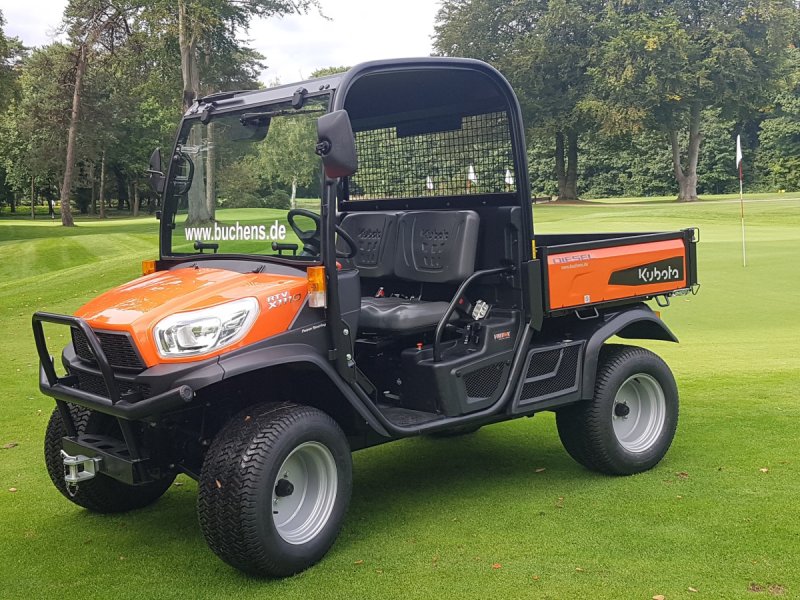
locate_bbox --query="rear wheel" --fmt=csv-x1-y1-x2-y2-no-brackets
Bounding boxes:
44,406,175,512
556,344,679,475
197,403,352,577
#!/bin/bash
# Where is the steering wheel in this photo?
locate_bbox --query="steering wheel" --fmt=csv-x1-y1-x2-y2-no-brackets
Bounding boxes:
287,208,358,259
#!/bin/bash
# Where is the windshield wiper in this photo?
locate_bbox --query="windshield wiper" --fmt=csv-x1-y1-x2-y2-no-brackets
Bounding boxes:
240,108,325,125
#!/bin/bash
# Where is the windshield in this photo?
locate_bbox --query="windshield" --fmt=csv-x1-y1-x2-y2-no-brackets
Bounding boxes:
164,94,329,260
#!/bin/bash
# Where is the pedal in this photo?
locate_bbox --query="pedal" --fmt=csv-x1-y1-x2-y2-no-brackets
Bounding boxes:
61,449,101,484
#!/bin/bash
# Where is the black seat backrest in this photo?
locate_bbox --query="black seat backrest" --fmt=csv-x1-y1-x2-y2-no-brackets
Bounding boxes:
394,210,480,284
338,211,398,278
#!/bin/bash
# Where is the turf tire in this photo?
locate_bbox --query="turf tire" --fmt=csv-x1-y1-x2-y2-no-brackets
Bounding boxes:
556,344,679,475
197,402,352,577
44,405,175,512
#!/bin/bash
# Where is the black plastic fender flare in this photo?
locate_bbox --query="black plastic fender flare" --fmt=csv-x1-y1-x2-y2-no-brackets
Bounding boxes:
217,343,390,437
579,304,678,400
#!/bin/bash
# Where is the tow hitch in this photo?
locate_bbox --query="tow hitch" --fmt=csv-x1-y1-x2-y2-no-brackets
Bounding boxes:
61,449,101,493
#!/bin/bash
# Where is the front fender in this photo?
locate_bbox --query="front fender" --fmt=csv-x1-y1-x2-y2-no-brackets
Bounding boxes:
580,305,677,399
217,342,389,437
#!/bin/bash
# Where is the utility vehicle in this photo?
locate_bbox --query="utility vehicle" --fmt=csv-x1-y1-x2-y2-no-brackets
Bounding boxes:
33,57,698,577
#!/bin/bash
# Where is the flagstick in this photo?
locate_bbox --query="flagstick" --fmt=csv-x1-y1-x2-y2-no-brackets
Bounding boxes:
739,165,746,267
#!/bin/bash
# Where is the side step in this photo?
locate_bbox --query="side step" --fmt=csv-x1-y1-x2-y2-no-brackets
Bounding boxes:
377,405,444,427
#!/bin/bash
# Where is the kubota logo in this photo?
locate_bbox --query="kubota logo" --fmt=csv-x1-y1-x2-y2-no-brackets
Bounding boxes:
609,257,684,287
637,265,680,283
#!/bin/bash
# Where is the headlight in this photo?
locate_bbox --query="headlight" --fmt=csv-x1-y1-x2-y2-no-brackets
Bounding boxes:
154,298,259,358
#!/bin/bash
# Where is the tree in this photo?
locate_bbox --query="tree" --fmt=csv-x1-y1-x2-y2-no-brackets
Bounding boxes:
758,85,800,191
587,0,797,201
58,0,137,226
0,10,25,107
140,0,319,224
434,0,601,201
1,44,76,213
256,114,319,209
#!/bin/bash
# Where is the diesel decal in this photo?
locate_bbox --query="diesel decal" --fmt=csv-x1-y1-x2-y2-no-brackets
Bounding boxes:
266,291,302,309
552,253,592,264
609,257,684,286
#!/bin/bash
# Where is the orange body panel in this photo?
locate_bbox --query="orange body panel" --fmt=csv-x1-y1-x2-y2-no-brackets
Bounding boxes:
74,267,308,366
546,239,687,310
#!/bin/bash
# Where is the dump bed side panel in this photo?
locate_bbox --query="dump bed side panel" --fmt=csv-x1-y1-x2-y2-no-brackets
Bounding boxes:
545,237,689,310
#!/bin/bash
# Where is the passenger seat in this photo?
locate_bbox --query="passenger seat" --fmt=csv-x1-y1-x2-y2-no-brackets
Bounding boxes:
340,210,480,333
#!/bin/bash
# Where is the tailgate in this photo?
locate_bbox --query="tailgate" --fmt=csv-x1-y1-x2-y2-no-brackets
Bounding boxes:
540,229,698,311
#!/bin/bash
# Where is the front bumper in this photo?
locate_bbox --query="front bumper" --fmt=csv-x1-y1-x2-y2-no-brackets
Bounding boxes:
33,311,223,420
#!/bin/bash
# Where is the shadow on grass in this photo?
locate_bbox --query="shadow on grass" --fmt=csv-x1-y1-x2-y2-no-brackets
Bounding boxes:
42,419,588,571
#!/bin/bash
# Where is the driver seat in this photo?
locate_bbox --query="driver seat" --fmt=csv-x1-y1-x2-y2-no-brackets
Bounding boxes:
340,210,480,333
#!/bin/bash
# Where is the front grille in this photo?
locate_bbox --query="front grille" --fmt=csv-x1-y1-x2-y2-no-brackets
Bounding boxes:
71,328,144,371
464,361,506,399
75,371,151,400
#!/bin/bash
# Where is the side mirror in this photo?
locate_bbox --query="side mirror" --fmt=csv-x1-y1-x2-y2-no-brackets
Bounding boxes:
316,110,358,179
146,148,165,195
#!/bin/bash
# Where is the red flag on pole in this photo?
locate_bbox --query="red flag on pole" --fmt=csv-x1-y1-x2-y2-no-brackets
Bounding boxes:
736,135,743,180
736,134,746,267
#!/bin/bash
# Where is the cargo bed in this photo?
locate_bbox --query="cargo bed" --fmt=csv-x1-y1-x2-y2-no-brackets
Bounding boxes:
536,229,698,313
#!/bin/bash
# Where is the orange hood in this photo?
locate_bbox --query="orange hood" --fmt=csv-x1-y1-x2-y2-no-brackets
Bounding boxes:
75,267,308,366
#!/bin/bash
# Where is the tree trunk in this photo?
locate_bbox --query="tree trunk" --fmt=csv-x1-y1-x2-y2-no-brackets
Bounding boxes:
98,151,106,219
30,177,35,219
116,168,128,211
563,130,579,201
205,122,216,219
90,166,97,215
59,43,87,227
291,176,298,209
670,104,702,202
178,0,200,111
186,129,210,225
179,2,210,226
133,184,140,217
555,131,566,200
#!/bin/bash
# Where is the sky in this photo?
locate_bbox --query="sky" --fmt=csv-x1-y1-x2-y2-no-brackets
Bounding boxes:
0,0,441,86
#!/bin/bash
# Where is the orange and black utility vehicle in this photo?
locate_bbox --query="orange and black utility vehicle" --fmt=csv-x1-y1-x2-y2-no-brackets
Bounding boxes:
33,58,698,577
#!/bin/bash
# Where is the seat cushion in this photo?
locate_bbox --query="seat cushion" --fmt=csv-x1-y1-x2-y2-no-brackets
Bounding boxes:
360,297,454,332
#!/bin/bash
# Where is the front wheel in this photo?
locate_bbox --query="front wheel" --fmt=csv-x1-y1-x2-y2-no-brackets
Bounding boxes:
198,403,352,577
44,406,175,512
556,344,679,475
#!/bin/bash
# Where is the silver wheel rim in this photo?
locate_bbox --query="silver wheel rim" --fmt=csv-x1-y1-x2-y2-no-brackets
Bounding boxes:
271,441,338,545
612,373,666,453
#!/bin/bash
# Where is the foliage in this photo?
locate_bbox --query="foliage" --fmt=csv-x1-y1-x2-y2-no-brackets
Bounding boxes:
586,0,798,201
265,189,291,209
255,104,322,207
757,87,800,191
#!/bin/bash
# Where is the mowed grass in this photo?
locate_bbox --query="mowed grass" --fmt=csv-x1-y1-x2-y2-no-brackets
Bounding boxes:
0,196,798,599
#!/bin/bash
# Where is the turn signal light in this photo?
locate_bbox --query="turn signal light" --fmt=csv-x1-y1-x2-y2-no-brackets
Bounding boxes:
307,266,327,308
142,259,157,276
